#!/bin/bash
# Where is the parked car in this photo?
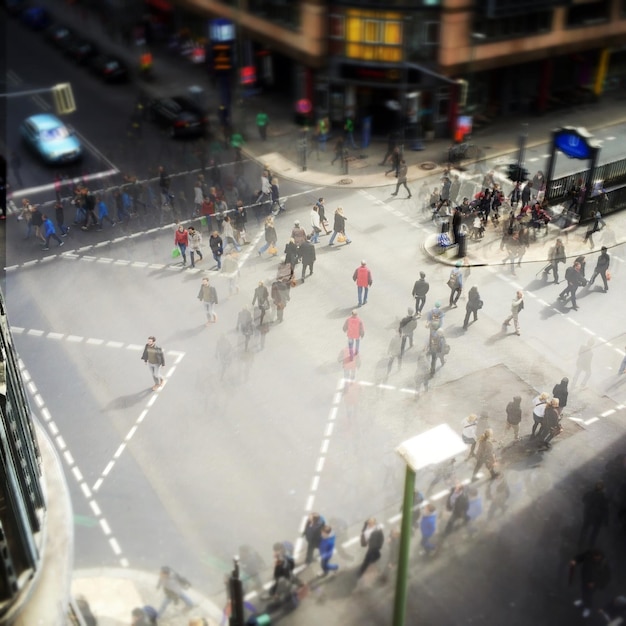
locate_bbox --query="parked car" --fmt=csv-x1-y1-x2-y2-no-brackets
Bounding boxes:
147,96,209,138
88,53,129,83
45,23,76,51
20,113,82,164
20,5,51,29
66,38,100,64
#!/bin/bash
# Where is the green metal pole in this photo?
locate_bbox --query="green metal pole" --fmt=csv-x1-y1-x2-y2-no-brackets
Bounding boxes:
392,464,416,626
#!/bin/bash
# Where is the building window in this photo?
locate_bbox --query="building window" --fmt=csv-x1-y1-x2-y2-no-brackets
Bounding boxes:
384,21,402,45
330,14,345,38
424,21,440,45
247,0,300,30
364,19,381,43
566,0,610,26
480,11,552,39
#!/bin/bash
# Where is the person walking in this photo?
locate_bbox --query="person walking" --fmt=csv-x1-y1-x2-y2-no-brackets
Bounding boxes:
569,549,611,619
30,204,47,243
552,377,569,411
419,504,438,555
302,512,325,565
559,260,586,310
425,302,444,330
505,395,523,441
187,226,203,268
328,207,351,246
573,338,594,388
96,196,115,230
256,109,269,140
331,136,345,167
344,117,357,148
221,215,242,252
174,224,189,266
542,238,566,284
236,307,254,351
463,285,482,330
197,277,218,325
318,525,339,577
299,239,316,281
444,484,470,535
156,566,194,618
258,216,278,257
502,290,524,336
398,308,417,361
310,204,322,244
447,261,463,308
54,201,69,237
252,280,270,326
588,246,610,292
271,278,291,323
380,131,398,166
427,328,448,376
412,272,429,317
537,397,562,450
343,310,365,360
353,260,372,307
385,146,401,177
391,159,411,198
209,230,223,270
530,392,549,438
141,336,165,391
461,413,478,459
316,197,331,234
41,214,64,250
385,332,403,379
472,429,499,480
357,518,385,578
283,238,298,280
578,481,610,548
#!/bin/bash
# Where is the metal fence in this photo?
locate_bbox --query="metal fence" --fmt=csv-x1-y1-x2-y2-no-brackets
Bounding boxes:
547,156,626,204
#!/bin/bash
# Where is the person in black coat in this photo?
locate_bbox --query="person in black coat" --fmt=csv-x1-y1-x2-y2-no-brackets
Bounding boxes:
505,395,523,440
302,512,325,565
357,518,385,578
552,377,569,410
299,239,316,281
451,207,463,245
463,285,481,330
412,272,430,316
284,238,298,279
578,481,610,547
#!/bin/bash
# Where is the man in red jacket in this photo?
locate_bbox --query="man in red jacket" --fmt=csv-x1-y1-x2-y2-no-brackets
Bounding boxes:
353,260,373,307
343,310,365,360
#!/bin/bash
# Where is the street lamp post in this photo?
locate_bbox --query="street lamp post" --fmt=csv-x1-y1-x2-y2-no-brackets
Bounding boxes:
392,424,467,626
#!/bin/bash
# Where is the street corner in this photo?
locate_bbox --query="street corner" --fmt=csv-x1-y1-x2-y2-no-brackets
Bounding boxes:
72,568,222,626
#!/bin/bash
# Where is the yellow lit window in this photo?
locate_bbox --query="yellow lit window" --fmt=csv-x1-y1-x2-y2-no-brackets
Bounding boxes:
364,20,380,43
384,21,402,45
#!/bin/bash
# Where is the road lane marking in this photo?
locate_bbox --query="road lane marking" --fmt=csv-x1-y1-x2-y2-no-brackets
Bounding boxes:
18,359,129,568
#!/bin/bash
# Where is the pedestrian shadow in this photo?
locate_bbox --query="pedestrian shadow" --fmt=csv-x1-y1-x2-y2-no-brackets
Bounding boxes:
102,388,153,411
484,329,512,345
523,278,553,292
327,307,358,319
445,326,466,338
165,324,209,343
538,302,564,320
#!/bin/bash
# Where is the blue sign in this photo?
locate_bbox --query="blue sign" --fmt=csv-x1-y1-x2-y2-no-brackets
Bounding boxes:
554,128,594,160
209,18,235,43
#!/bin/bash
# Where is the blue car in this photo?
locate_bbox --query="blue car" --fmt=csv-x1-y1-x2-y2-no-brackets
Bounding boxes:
20,114,82,164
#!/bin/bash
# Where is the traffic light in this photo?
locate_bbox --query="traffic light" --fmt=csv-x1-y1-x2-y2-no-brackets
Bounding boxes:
506,163,529,182
52,83,76,115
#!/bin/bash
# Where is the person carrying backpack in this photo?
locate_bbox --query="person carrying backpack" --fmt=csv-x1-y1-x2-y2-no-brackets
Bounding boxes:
302,512,325,565
447,261,463,307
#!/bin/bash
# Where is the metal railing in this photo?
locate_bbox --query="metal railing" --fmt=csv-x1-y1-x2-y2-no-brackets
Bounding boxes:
546,156,626,205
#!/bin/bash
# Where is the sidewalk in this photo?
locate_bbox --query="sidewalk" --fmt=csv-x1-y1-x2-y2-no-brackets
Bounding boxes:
72,568,223,626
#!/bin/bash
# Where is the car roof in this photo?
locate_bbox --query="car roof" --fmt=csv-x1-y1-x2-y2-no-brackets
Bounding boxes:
25,114,64,130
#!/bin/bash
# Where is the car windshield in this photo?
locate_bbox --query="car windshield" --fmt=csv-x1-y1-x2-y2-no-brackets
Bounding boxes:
105,61,120,70
40,126,69,141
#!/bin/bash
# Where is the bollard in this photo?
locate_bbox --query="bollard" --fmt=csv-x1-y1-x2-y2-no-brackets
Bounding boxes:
456,232,467,258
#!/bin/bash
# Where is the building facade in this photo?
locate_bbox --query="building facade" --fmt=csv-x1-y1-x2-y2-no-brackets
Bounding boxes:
160,0,626,136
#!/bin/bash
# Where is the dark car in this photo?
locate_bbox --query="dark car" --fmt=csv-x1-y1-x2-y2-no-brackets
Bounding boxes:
148,96,209,138
65,38,100,64
45,23,76,51
88,54,129,83
20,5,51,29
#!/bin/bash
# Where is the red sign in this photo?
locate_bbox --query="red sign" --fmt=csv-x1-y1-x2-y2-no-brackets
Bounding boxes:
296,99,312,114
240,65,256,85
